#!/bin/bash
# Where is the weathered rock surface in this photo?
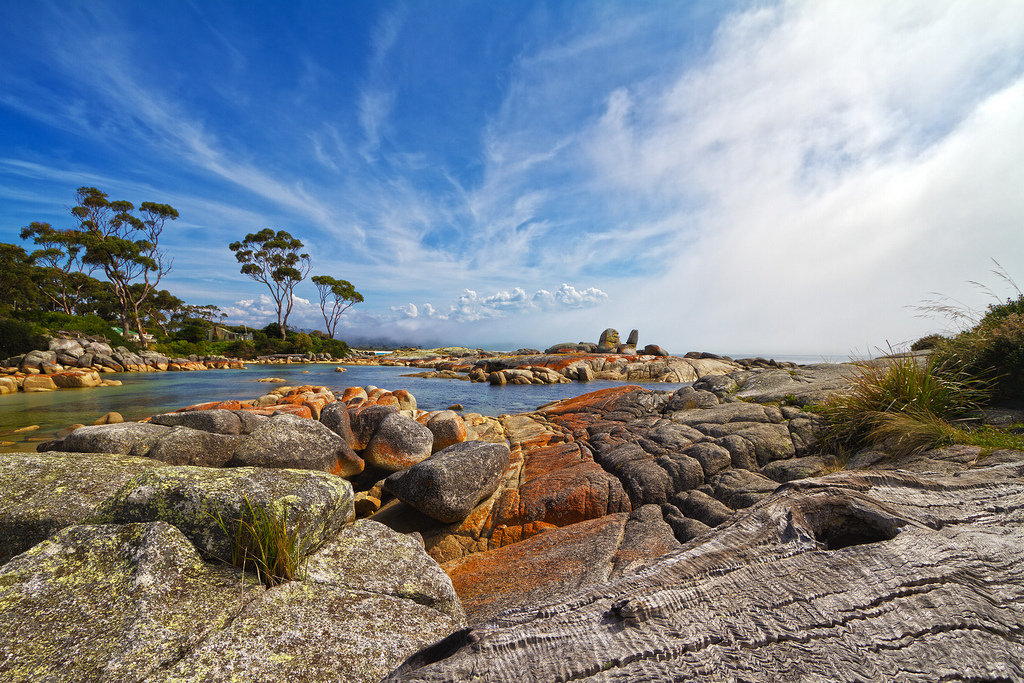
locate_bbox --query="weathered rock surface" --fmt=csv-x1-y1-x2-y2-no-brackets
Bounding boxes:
144,427,246,467
39,422,171,456
0,452,168,564
149,408,243,434
305,519,464,621
87,465,355,562
385,442,511,523
443,504,680,623
387,464,1024,682
0,521,261,683
0,518,464,683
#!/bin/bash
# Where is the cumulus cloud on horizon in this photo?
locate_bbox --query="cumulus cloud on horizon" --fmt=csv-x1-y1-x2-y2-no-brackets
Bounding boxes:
390,283,609,322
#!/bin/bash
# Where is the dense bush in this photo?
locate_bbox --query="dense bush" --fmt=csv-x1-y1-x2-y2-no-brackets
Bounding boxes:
910,333,945,351
158,339,211,358
931,295,1024,402
0,318,48,357
12,311,132,349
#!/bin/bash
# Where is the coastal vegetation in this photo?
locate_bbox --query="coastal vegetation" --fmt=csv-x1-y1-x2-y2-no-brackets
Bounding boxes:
817,269,1024,458
1,187,361,359
229,228,313,340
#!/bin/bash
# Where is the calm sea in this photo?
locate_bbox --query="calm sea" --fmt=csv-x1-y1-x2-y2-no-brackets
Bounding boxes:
0,354,851,453
0,364,692,453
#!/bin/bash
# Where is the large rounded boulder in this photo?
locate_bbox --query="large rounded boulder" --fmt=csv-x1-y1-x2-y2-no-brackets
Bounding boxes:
228,413,364,477
365,413,434,472
384,441,511,523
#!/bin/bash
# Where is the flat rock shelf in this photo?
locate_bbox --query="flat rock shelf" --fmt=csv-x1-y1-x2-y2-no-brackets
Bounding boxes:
386,464,1024,682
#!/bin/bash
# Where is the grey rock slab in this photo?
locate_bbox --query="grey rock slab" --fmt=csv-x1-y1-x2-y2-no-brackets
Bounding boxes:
666,387,720,411
682,442,732,478
87,465,354,562
305,519,465,622
145,427,245,467
384,441,511,523
761,455,830,483
228,413,364,476
610,504,682,577
0,452,168,565
39,422,171,456
149,409,243,435
385,465,1024,683
161,579,463,683
714,433,759,471
595,442,703,507
695,421,796,466
230,409,268,434
0,521,259,683
670,401,783,427
671,488,734,527
708,468,780,508
733,363,854,405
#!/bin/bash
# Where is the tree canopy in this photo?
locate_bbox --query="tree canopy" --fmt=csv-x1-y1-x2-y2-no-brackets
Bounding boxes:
21,187,179,348
311,275,363,339
229,228,311,339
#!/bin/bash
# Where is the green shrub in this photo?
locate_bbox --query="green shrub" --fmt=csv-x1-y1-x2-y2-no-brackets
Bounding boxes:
819,354,986,457
157,339,211,358
224,339,257,359
0,318,48,357
293,332,313,353
910,333,945,351
932,294,1024,401
9,311,132,349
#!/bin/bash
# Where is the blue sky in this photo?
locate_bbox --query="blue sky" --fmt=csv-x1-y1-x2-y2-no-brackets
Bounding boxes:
2,1,1022,355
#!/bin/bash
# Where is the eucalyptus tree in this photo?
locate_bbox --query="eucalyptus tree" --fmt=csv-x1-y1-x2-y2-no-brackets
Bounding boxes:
70,187,178,347
19,221,99,315
311,275,363,339
0,242,38,313
229,229,311,339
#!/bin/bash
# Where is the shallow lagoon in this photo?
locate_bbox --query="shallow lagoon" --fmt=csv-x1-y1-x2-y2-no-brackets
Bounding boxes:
0,364,692,452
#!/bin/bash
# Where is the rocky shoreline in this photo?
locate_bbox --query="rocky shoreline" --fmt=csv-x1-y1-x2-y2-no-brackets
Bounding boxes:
2,343,1023,681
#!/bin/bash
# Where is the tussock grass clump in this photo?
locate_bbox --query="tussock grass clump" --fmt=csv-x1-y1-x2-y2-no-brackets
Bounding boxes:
213,497,315,588
820,354,985,458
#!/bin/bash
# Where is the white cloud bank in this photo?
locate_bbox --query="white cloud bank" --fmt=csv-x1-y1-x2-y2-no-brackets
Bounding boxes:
390,284,608,322
575,0,1024,354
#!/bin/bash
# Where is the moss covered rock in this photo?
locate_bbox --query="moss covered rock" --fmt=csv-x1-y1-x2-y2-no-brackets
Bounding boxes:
87,466,355,562
0,452,168,565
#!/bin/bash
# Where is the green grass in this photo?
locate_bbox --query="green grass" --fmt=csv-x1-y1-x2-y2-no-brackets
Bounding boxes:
950,423,1024,452
213,497,316,588
819,354,986,458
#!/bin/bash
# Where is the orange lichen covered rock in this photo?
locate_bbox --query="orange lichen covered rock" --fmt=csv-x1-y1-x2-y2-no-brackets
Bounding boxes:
445,506,679,623
483,442,630,538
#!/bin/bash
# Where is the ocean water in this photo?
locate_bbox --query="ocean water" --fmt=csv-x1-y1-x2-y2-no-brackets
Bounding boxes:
0,364,694,452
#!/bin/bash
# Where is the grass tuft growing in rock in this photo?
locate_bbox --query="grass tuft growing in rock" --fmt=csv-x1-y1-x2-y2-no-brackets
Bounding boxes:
819,354,986,458
212,497,316,588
